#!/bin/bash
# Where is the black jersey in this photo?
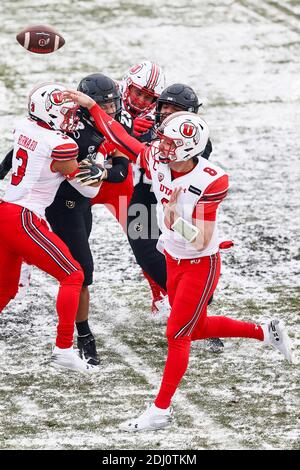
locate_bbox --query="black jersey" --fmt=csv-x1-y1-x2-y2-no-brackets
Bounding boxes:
54,113,105,200
53,110,132,200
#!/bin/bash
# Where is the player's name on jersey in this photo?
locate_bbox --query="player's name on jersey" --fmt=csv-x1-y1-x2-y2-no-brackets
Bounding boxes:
18,134,38,151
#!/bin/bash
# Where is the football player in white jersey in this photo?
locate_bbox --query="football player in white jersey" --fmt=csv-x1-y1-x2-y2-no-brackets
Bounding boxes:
0,82,100,374
65,89,293,431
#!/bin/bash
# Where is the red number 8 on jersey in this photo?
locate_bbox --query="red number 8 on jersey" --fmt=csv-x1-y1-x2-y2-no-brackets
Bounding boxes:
203,167,217,177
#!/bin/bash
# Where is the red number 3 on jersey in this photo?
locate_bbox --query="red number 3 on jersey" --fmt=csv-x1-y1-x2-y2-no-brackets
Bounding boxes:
11,148,28,186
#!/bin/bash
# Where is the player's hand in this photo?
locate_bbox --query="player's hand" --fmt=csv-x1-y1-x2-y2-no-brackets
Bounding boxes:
133,117,154,137
163,187,182,229
63,90,96,109
76,160,105,186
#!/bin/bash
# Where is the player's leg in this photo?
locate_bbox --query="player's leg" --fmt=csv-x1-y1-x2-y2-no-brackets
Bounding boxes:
0,247,22,312
119,253,189,431
9,204,96,372
15,260,32,300
189,253,263,341
152,255,224,412
127,182,168,312
75,203,99,365
0,203,23,310
174,253,291,360
46,197,99,365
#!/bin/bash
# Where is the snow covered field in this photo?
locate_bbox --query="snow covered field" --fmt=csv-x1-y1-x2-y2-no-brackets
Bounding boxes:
0,0,299,450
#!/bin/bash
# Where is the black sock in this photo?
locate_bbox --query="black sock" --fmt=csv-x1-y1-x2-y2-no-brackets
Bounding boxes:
76,320,92,336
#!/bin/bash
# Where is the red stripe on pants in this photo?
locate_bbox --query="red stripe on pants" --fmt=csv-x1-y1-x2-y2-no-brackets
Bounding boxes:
154,251,264,408
0,202,84,347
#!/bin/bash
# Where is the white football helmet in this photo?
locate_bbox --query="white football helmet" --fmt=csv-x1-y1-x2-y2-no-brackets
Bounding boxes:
28,82,79,132
122,61,166,115
156,111,209,163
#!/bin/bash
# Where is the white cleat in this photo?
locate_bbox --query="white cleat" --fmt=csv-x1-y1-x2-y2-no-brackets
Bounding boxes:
262,320,294,363
51,346,99,373
15,262,32,300
151,295,171,323
119,403,173,432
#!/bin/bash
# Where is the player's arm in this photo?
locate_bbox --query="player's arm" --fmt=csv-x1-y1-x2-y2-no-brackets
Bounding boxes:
50,141,79,175
50,141,100,197
0,149,13,179
191,174,229,250
163,187,208,250
165,175,229,251
102,155,130,183
96,140,130,183
63,90,145,163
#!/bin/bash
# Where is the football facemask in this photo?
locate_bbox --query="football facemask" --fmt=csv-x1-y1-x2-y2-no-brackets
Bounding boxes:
29,82,79,133
156,111,209,163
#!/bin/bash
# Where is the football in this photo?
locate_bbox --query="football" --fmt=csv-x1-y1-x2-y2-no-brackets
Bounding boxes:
16,25,65,54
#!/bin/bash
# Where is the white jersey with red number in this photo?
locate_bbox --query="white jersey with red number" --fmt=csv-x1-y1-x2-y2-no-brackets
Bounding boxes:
4,117,78,218
140,143,228,259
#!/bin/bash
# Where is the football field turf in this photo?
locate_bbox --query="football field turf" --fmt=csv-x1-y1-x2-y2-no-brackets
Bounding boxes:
0,0,299,450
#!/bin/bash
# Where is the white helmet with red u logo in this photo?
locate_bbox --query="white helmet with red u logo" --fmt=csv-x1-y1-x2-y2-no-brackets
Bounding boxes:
122,61,166,116
28,82,79,132
156,111,209,163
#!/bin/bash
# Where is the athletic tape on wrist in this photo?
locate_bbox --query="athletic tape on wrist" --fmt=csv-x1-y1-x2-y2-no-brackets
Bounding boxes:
171,216,199,243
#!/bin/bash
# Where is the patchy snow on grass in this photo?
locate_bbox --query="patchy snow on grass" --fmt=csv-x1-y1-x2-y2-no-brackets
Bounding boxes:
0,0,299,450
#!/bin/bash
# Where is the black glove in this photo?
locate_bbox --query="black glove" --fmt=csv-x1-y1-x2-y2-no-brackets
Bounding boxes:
75,159,105,186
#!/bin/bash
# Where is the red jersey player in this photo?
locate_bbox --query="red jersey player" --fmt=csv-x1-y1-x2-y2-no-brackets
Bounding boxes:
66,89,293,430
0,82,100,373
120,61,169,314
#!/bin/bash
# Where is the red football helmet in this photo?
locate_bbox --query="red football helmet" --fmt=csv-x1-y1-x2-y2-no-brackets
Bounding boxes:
122,61,166,116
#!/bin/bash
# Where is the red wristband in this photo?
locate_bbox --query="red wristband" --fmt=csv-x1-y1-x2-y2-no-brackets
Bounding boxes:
65,167,80,180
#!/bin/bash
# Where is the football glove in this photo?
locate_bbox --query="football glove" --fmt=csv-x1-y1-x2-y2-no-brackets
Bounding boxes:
75,159,105,186
133,117,154,137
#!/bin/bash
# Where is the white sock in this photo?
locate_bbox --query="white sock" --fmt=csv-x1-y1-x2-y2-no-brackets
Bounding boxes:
54,345,73,352
150,403,170,415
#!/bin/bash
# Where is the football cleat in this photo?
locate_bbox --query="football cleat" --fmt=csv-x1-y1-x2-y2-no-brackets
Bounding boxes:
119,403,173,432
51,346,99,373
15,262,32,300
151,295,171,323
262,320,293,363
204,337,224,353
77,333,100,366
193,337,224,353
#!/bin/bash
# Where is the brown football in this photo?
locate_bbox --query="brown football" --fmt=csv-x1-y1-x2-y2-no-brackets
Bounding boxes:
16,25,65,54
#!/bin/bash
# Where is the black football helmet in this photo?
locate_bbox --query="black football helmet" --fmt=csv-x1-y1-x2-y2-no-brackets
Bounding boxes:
77,73,122,121
155,83,202,124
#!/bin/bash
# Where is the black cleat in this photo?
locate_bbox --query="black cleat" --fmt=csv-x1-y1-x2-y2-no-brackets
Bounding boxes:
205,337,224,353
77,333,100,366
